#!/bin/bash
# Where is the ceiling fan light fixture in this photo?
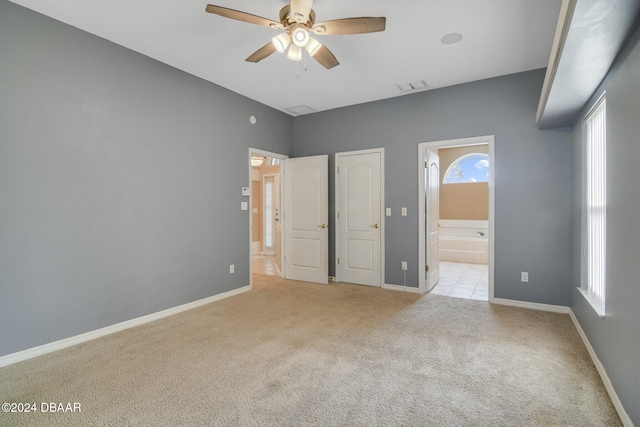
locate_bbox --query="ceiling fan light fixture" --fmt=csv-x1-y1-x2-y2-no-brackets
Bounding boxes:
287,44,303,61
305,37,322,56
292,27,310,47
272,33,291,53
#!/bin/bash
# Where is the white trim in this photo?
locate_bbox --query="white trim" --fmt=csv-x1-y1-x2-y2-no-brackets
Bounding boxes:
417,136,495,298
335,148,385,287
0,285,251,368
492,298,633,425
577,287,605,318
536,0,577,125
569,310,634,426
248,148,288,288
492,298,570,314
382,283,422,293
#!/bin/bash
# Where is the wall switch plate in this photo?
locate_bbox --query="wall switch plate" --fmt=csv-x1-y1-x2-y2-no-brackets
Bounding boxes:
230,264,235,274
241,187,250,196
402,207,407,216
241,202,248,210
521,272,529,282
386,208,391,216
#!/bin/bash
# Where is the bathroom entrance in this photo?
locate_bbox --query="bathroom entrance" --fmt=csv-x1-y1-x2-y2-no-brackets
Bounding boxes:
418,136,494,301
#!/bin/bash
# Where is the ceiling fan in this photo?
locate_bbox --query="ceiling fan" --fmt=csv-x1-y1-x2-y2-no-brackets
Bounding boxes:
205,0,386,69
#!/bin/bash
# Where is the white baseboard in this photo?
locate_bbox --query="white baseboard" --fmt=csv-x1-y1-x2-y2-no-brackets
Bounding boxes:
568,310,633,427
491,297,570,313
0,285,252,368
382,283,422,293
493,298,632,425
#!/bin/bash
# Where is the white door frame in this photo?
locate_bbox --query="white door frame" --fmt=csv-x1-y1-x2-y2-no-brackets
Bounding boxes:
262,173,278,256
417,136,495,300
335,148,385,286
248,148,288,289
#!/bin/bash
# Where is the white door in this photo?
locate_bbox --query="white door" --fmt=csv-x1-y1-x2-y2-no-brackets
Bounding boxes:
283,155,329,284
425,150,440,291
337,151,382,286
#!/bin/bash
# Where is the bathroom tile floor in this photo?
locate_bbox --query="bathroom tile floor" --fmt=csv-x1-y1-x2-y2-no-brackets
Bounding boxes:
252,255,278,276
430,261,489,301
254,257,488,301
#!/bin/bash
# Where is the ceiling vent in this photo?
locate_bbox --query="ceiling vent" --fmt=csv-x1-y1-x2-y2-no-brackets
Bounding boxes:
396,80,428,92
285,105,317,116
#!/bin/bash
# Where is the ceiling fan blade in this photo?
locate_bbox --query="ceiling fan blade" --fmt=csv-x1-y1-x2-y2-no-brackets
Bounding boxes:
246,42,278,63
205,4,283,29
313,45,339,69
313,17,386,35
290,0,313,23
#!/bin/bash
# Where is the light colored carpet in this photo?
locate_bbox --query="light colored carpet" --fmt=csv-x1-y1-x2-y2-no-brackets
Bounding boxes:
0,274,620,426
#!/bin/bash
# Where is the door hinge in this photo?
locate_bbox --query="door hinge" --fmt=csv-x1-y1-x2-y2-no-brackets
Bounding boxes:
337,166,340,173
426,265,429,272
425,161,428,168
337,212,340,219
338,258,340,265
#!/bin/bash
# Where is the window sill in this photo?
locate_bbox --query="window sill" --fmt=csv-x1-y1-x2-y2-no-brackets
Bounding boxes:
578,287,605,318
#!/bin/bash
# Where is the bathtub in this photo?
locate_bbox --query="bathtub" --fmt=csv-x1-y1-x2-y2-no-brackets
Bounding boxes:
438,220,488,264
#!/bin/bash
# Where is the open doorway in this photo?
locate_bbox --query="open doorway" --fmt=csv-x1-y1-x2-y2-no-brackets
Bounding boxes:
249,149,287,286
418,136,495,302
249,150,329,288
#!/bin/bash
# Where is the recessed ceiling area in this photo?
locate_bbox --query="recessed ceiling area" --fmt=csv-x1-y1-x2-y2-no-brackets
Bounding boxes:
9,0,562,116
537,0,640,129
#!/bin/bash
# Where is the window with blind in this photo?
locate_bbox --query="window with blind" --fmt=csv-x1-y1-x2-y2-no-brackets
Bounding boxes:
580,95,606,316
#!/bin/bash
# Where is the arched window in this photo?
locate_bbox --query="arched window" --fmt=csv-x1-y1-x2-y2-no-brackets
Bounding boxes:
443,153,489,184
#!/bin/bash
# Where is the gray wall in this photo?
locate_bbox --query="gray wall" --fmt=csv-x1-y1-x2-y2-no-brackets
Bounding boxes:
2,2,636,420
294,70,572,305
570,24,640,425
0,1,293,357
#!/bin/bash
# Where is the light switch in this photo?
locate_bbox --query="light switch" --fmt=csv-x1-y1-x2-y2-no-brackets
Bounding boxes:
241,187,250,196
241,202,248,211
386,208,391,216
402,207,407,216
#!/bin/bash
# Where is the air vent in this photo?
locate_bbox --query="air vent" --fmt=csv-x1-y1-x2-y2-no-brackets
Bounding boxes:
285,105,317,116
396,80,428,92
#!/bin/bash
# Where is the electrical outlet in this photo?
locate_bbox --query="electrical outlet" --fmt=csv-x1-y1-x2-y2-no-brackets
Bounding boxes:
521,272,528,282
401,207,407,216
402,261,407,271
230,264,235,274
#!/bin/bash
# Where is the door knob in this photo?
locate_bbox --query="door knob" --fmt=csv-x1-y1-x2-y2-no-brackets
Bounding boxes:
318,224,327,229
372,224,379,229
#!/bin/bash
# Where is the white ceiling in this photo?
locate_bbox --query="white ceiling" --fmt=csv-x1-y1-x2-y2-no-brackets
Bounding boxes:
9,0,563,116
